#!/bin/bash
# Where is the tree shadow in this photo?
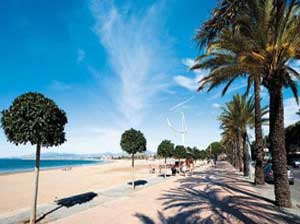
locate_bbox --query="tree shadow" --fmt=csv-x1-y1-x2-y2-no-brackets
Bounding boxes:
36,192,97,223
135,163,300,224
158,174,172,178
128,180,148,187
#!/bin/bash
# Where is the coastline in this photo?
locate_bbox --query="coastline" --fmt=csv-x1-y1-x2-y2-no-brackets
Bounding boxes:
0,159,108,176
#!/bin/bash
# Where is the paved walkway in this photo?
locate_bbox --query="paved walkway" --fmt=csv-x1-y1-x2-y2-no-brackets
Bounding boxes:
2,162,299,224
50,162,300,224
0,175,168,224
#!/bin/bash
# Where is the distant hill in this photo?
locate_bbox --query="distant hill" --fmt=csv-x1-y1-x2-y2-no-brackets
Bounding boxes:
19,152,98,160
18,151,155,160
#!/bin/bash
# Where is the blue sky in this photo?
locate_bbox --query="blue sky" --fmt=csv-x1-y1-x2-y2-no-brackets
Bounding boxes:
0,0,299,157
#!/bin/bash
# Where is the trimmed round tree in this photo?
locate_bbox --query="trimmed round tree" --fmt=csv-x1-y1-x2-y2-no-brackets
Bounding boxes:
173,145,187,162
191,147,201,162
157,140,174,178
186,146,194,158
208,142,223,161
120,128,146,189
1,92,67,224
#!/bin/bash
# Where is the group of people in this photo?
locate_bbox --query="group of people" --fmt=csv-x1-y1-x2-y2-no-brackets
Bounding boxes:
207,155,217,167
150,158,195,176
171,158,195,176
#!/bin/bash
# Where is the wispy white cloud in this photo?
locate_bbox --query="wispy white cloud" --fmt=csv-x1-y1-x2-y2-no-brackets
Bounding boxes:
169,96,195,112
213,103,222,108
174,58,208,91
87,65,102,82
174,75,199,91
182,58,204,75
90,0,173,127
77,49,86,63
182,58,196,69
181,58,249,99
48,80,71,91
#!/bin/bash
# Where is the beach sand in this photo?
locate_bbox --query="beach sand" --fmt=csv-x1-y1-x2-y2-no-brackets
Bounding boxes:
0,159,161,215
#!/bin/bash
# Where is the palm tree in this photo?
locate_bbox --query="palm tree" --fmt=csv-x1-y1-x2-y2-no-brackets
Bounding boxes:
221,127,239,168
219,103,241,171
219,95,256,176
192,26,267,184
241,0,300,208
194,0,269,185
260,0,300,207
194,0,300,207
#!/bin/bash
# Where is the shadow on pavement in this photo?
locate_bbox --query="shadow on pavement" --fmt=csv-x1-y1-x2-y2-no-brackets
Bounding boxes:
36,192,97,223
128,180,148,187
135,162,300,224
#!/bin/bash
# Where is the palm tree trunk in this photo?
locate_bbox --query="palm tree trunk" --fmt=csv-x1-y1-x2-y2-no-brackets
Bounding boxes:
30,143,41,224
233,139,237,168
242,132,249,176
254,77,265,184
236,133,242,172
231,142,235,167
269,87,291,207
132,154,135,190
235,134,240,169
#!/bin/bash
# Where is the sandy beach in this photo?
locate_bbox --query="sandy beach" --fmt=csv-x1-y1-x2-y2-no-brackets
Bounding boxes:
0,159,163,216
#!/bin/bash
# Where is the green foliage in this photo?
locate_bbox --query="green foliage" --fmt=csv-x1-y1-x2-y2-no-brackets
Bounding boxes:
200,149,208,160
185,146,193,158
285,122,300,154
192,147,208,161
194,1,300,101
207,142,223,157
194,0,300,206
219,95,255,134
218,95,265,160
157,140,174,159
1,92,67,147
120,128,147,155
173,145,186,159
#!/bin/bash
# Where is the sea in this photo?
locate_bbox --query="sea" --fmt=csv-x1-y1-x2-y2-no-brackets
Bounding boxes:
0,159,103,174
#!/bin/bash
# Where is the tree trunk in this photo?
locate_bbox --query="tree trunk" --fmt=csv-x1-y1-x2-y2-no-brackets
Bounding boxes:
132,154,135,190
164,157,167,178
239,136,243,172
232,142,235,167
30,143,41,224
254,77,265,184
233,140,237,168
235,136,239,169
242,132,249,177
269,87,292,207
236,133,242,171
230,143,234,166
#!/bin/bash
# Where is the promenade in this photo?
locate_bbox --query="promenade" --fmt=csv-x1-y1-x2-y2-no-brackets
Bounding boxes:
51,162,300,224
